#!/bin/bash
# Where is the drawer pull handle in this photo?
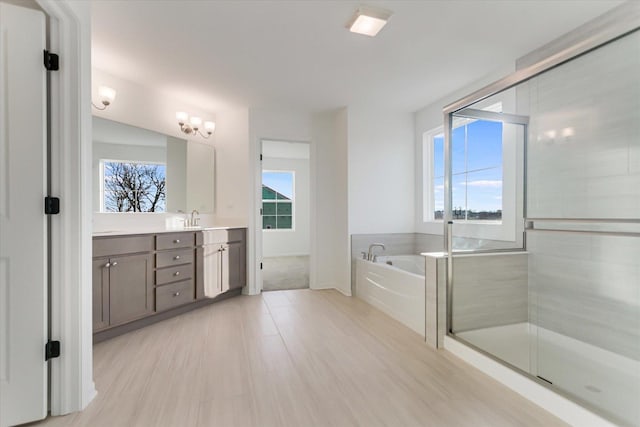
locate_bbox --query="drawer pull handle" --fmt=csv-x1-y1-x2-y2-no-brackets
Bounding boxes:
174,255,180,260
174,271,180,276
173,292,180,297
111,261,118,266
174,239,180,244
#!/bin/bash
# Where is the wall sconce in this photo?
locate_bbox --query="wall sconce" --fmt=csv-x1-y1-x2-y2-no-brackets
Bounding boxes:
92,85,116,110
176,112,215,138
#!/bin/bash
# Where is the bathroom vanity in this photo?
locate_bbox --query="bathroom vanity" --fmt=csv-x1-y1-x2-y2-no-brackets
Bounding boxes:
92,228,246,341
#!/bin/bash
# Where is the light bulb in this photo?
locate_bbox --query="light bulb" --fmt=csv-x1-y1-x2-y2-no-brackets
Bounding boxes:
190,116,202,127
176,112,189,123
98,86,116,105
204,121,216,132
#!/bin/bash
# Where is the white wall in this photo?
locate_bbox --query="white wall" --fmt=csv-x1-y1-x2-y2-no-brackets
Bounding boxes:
347,107,415,235
311,109,350,295
213,108,250,222
247,108,313,294
262,156,310,257
91,68,215,143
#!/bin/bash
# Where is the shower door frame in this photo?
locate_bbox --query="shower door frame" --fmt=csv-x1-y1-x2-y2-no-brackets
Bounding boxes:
440,8,640,424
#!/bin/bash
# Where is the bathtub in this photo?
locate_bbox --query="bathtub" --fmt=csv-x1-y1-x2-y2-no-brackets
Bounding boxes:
355,255,425,337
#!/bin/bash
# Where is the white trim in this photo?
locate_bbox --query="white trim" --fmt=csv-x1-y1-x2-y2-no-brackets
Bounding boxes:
253,138,315,294
421,128,444,235
36,0,96,415
444,336,617,427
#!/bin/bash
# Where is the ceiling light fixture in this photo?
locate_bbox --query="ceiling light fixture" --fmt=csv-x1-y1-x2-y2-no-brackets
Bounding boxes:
347,5,393,37
176,112,215,138
92,85,116,110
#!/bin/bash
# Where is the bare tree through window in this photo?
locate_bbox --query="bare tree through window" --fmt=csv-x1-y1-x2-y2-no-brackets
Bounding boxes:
103,161,166,212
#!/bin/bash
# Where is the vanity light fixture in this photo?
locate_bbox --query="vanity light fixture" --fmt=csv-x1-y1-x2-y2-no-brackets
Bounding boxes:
347,5,393,37
92,85,117,110
176,112,215,138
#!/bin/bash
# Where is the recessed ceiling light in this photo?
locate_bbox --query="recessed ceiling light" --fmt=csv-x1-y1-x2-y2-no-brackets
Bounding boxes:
347,5,393,37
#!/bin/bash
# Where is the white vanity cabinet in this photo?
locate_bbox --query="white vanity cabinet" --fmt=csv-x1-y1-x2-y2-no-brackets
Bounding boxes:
200,229,246,298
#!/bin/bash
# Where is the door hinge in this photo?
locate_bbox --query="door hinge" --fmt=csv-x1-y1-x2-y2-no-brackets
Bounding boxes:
43,50,59,71
44,196,60,215
45,340,60,361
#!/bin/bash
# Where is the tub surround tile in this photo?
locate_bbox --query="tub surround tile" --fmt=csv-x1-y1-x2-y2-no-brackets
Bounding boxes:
350,233,443,293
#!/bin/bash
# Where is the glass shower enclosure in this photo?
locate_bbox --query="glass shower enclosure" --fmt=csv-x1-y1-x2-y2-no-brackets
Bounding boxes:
443,29,640,426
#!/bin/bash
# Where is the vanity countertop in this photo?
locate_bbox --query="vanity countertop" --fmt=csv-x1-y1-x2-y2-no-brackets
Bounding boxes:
93,226,244,237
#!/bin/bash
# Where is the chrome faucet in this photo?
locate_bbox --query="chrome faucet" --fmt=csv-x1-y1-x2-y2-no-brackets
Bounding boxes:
367,243,385,261
189,209,200,227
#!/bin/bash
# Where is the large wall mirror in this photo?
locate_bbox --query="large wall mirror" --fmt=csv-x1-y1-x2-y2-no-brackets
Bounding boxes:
92,116,215,213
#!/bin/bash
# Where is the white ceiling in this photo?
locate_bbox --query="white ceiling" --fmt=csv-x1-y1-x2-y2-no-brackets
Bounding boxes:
91,0,624,114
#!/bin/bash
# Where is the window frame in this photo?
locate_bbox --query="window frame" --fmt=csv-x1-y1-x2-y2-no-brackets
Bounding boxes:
99,158,167,213
421,102,521,242
261,169,296,232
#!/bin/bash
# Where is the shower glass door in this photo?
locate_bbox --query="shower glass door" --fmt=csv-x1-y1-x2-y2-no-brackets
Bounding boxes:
445,28,640,427
445,101,529,372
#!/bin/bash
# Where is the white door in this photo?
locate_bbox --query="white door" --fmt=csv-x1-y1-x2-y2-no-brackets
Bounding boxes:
0,3,48,426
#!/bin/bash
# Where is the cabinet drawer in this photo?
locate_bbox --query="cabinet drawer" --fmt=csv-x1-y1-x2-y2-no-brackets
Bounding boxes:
227,228,245,243
202,228,245,245
93,235,154,258
156,232,194,250
156,249,194,268
156,280,194,311
156,264,193,285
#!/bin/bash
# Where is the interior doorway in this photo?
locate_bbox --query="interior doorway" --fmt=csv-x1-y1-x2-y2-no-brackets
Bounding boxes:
260,140,310,291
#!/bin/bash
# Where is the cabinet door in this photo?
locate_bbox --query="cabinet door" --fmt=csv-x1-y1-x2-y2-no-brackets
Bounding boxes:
109,253,153,326
225,242,245,291
221,245,230,293
92,258,110,330
203,246,222,298
195,246,205,299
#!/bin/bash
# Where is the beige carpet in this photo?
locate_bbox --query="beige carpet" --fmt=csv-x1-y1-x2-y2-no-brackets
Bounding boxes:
262,256,309,291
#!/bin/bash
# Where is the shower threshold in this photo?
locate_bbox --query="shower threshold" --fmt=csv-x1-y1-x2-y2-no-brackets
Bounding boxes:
453,323,639,427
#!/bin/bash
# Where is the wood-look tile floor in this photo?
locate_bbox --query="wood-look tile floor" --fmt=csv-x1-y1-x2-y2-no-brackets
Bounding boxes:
36,290,566,427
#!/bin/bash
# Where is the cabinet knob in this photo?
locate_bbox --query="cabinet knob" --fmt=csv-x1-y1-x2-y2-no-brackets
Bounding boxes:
111,261,118,266
173,292,180,297
174,239,180,244
174,271,180,276
104,262,111,268
174,255,180,260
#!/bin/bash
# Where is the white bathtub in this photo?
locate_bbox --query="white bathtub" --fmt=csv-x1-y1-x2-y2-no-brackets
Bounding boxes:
355,255,425,337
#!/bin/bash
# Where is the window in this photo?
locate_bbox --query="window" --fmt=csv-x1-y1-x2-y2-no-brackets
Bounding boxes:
262,171,294,230
424,107,504,222
101,160,166,212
